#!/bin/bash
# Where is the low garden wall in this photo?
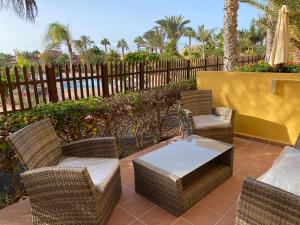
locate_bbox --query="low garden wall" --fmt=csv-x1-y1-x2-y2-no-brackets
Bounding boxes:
197,71,300,145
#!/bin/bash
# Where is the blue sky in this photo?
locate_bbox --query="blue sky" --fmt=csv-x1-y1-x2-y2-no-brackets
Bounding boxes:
0,0,261,54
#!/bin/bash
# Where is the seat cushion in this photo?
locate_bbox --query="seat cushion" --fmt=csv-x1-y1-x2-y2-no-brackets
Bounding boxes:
57,157,119,192
258,146,300,196
193,114,230,129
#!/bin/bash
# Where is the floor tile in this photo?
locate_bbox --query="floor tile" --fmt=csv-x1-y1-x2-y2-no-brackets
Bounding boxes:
182,204,222,225
120,195,155,218
224,204,237,221
172,218,193,225
129,219,147,225
140,206,177,225
213,175,244,201
107,206,135,225
198,192,235,214
215,217,235,225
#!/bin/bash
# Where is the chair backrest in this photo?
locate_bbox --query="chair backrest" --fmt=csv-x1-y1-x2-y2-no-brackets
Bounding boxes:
6,119,62,170
181,90,213,115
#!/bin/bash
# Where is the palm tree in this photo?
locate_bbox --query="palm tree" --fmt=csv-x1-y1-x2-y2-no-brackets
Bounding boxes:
74,35,95,64
156,15,190,51
196,25,216,59
134,36,145,51
223,0,239,71
44,22,74,71
0,0,37,21
74,35,94,53
239,0,300,58
184,27,196,55
144,27,165,53
117,39,129,57
100,38,111,54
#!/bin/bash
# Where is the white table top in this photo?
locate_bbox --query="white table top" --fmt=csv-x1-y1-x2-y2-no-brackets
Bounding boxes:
137,135,233,178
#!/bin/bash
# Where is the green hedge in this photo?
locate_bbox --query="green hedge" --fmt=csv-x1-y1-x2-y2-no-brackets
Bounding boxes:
0,79,196,208
235,61,300,73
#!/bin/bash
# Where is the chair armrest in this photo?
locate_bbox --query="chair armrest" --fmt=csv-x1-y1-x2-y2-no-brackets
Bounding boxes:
21,167,100,218
61,137,118,159
295,133,300,149
213,107,235,125
181,108,194,135
236,177,300,225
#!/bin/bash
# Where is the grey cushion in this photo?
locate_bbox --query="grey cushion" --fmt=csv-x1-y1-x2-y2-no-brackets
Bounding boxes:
193,114,230,129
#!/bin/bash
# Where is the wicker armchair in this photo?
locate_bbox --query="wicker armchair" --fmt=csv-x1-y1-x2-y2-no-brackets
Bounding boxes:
236,134,300,225
6,119,121,225
181,90,235,143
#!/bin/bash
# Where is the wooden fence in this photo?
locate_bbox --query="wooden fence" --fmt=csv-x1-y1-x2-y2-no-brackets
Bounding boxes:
0,55,265,114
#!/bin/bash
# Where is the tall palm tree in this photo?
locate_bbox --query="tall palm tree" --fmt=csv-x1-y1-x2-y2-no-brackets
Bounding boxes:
74,35,95,64
100,38,111,54
134,36,145,51
184,27,196,55
144,27,165,53
74,35,94,53
239,0,300,58
117,39,129,57
223,0,239,71
44,22,74,71
196,25,216,59
0,0,37,22
156,15,190,51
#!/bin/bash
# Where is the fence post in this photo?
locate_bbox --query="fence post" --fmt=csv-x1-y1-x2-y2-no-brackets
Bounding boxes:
101,63,109,97
216,58,219,71
166,61,171,84
139,61,145,90
46,65,58,103
186,60,191,80
204,58,208,71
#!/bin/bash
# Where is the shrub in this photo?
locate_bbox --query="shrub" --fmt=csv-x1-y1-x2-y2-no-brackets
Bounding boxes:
0,79,196,208
123,51,160,62
235,61,300,73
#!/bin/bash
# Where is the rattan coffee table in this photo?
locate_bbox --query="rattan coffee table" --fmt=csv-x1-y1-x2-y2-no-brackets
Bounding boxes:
133,135,234,216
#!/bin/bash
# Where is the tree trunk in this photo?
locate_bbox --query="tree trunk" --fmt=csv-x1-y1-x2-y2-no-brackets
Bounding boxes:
265,0,276,62
122,48,125,57
223,0,239,71
202,41,205,59
67,41,74,74
104,44,107,54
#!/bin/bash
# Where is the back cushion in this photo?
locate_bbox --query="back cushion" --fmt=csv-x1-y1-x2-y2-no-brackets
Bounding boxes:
181,90,213,115
6,119,62,170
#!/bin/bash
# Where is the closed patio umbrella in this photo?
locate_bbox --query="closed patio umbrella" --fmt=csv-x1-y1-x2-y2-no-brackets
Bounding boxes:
269,5,289,67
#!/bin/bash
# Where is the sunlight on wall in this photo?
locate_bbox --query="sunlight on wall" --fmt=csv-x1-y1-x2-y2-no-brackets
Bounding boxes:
197,72,300,145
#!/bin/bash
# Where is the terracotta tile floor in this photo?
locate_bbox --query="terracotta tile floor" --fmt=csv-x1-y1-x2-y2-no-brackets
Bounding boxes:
0,137,284,225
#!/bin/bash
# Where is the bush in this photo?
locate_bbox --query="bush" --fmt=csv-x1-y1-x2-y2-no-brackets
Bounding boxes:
235,61,300,73
0,79,196,208
123,51,160,62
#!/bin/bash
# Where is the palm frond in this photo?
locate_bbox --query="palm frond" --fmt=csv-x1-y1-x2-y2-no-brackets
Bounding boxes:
0,0,37,22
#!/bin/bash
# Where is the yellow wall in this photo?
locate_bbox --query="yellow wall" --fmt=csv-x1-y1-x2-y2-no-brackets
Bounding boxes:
197,72,300,145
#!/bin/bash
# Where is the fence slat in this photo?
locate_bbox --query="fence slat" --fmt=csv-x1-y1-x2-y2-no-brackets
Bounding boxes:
84,64,89,97
90,64,95,96
58,65,65,101
78,64,84,98
65,64,72,100
14,66,24,110
23,67,32,109
38,65,47,103
5,67,16,111
31,66,39,105
0,70,7,114
95,64,101,96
